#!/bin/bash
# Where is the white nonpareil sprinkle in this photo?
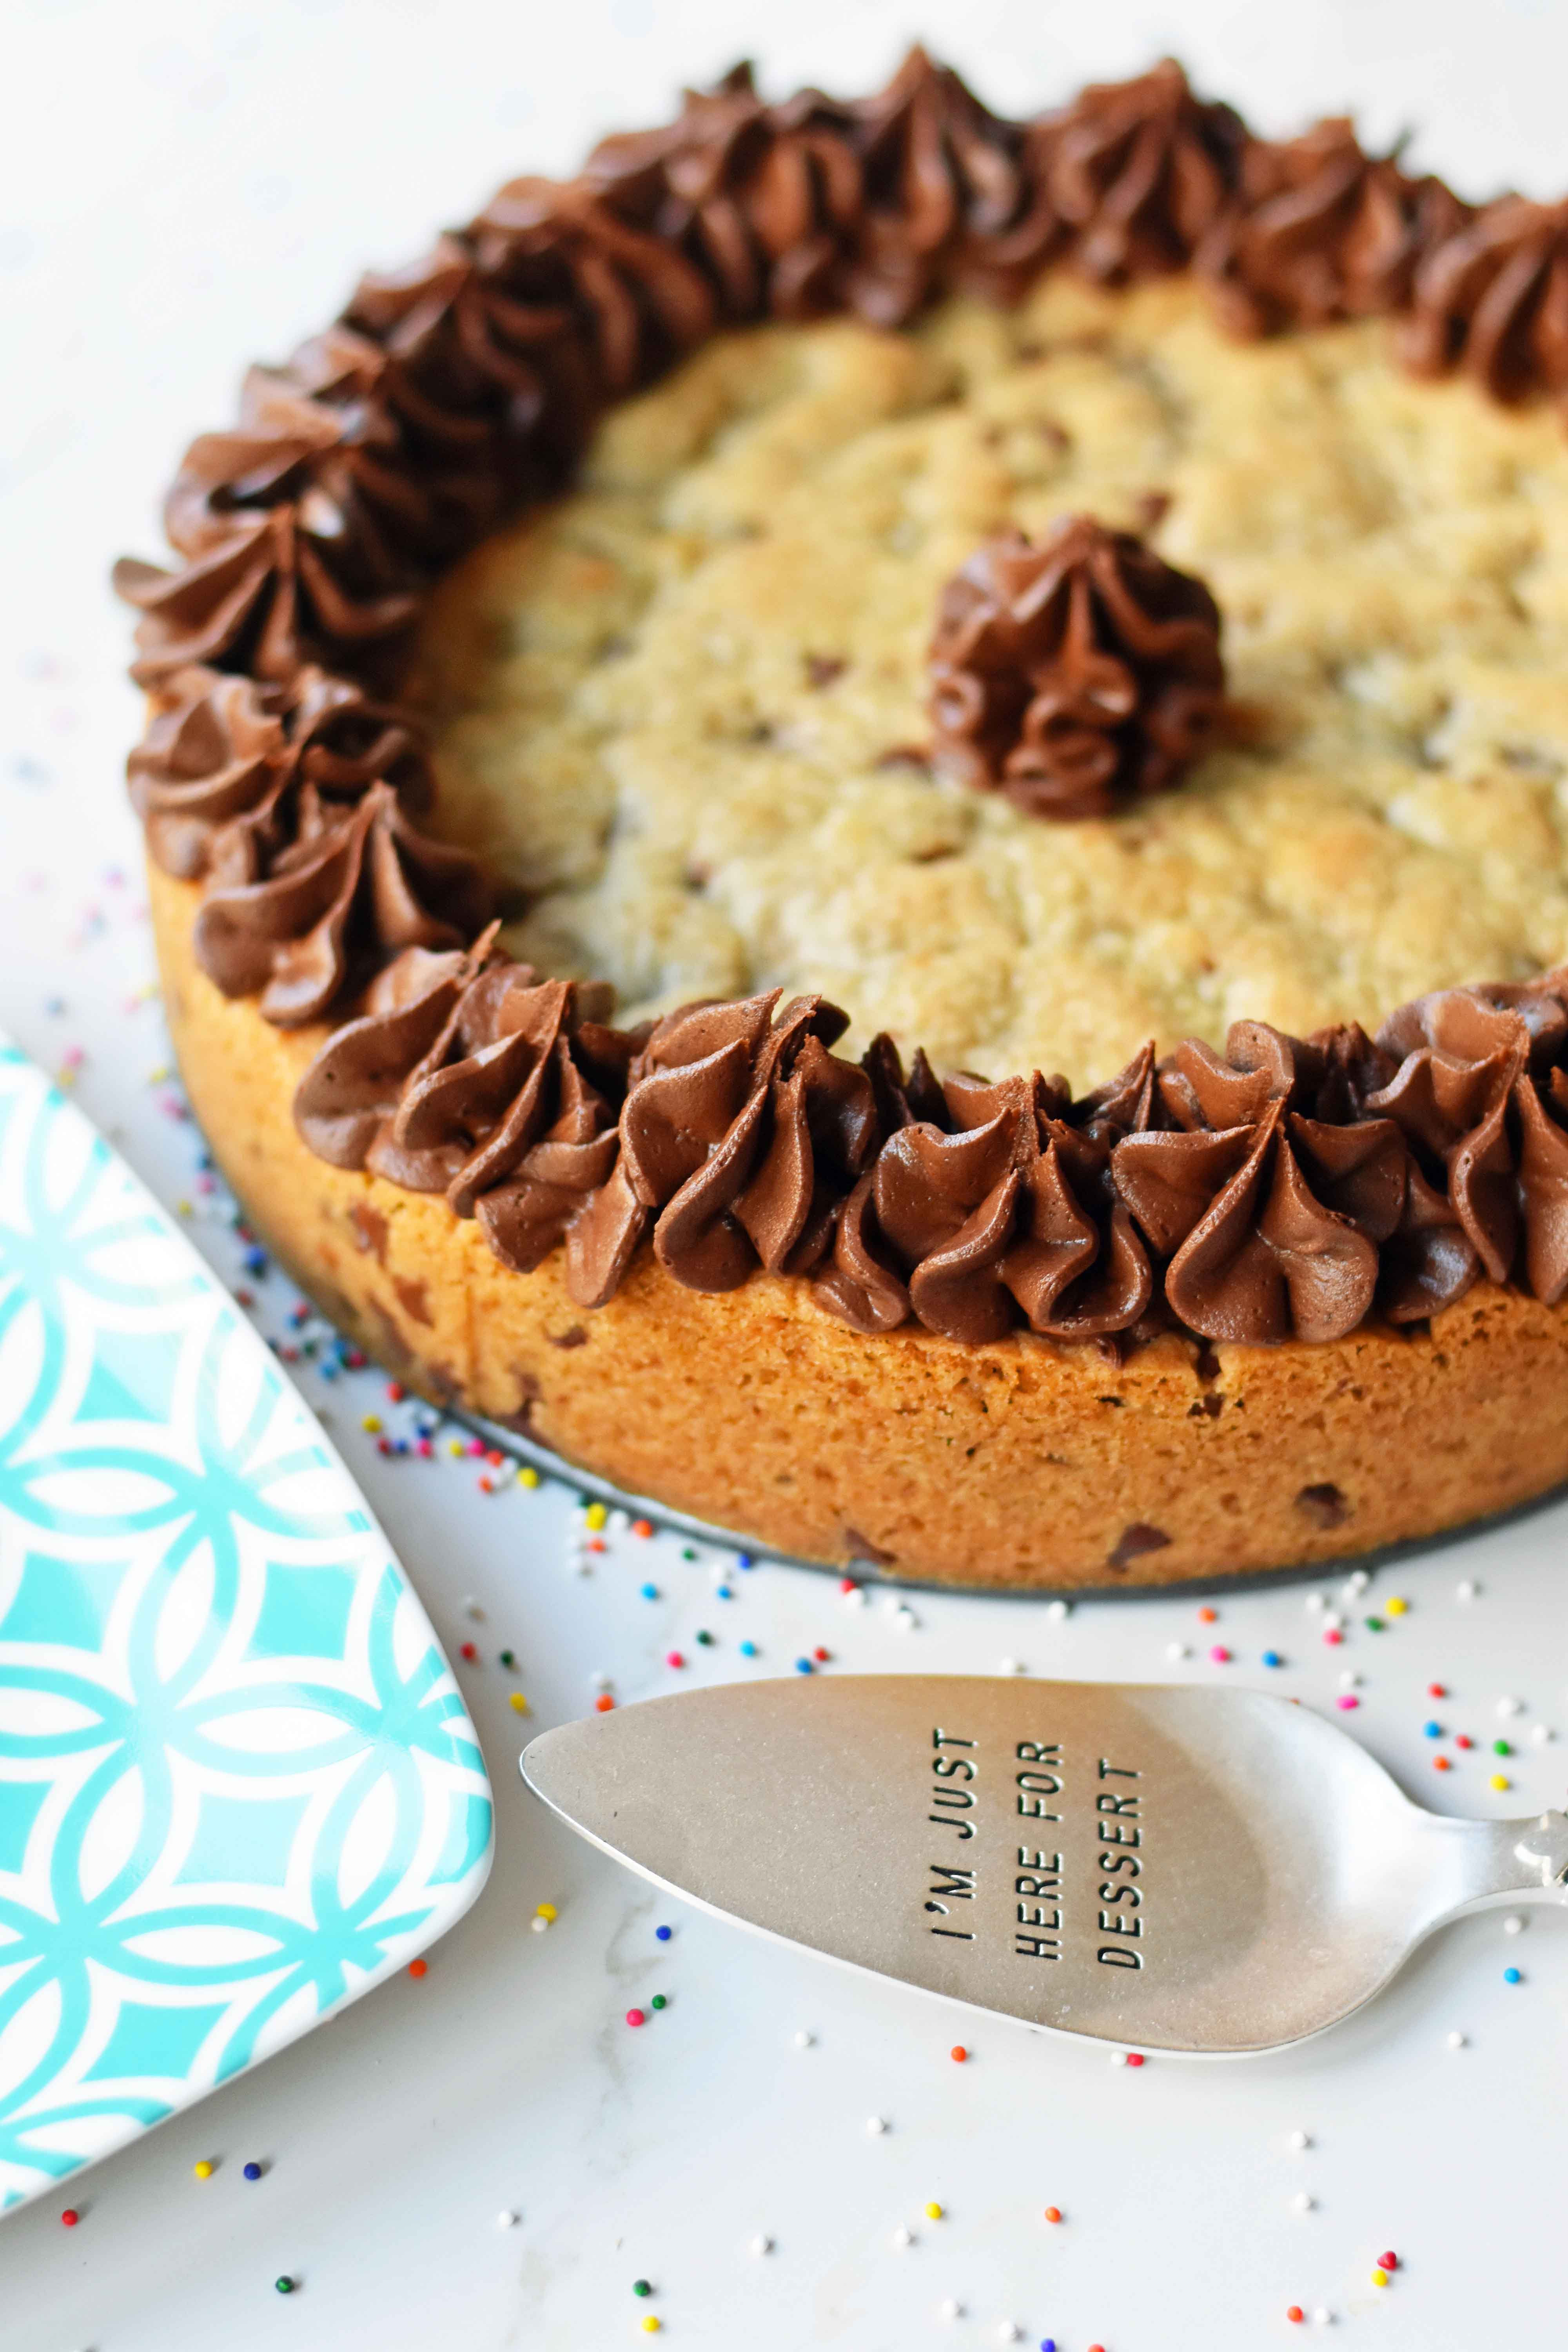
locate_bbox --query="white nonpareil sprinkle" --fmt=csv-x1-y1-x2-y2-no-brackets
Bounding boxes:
1530,1723,1552,1744
842,1585,868,1608
1288,2129,1311,2151
1497,1695,1524,1717
496,2209,518,2229
891,2226,913,2249
998,2327,1023,2345
528,1915,549,1935
896,1607,919,1632
999,1657,1024,1675
1447,2031,1467,2049
939,2299,962,2322
1306,1591,1327,1613
1337,1670,1360,1689
866,2115,887,2136
1046,1599,1070,1621
1166,1642,1189,1662
749,2234,773,2257
1346,1568,1370,1595
1504,1914,1526,1936
1292,2192,1314,2213
1457,1579,1478,1601
1322,1611,1343,1632
794,2030,814,2049
590,1670,612,1689
1312,2309,1334,2326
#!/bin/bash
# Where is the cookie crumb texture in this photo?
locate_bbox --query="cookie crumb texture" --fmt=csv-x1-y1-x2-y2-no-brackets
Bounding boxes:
155,867,1568,1588
410,276,1568,1085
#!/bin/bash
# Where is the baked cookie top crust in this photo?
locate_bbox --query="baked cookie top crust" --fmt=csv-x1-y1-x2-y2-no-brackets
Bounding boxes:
410,274,1568,1084
114,53,1568,1356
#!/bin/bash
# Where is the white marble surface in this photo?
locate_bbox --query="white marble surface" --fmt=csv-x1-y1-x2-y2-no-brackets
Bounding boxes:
4,2,1568,2344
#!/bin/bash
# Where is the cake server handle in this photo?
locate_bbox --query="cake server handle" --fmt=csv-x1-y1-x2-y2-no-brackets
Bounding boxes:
1410,1806,1568,1924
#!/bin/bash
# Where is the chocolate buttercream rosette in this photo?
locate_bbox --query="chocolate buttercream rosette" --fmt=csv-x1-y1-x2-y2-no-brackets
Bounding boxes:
928,518,1227,819
118,49,1568,1367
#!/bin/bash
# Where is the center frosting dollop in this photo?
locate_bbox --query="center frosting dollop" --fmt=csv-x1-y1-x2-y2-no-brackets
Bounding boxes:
927,517,1227,818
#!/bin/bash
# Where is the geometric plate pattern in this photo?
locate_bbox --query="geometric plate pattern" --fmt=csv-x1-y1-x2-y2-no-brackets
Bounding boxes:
0,1042,493,2212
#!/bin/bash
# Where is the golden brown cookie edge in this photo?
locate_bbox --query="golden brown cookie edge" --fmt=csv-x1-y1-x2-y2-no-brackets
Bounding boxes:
150,861,1568,1590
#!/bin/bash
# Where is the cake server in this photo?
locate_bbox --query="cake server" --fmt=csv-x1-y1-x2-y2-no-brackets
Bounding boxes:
520,1674,1568,2056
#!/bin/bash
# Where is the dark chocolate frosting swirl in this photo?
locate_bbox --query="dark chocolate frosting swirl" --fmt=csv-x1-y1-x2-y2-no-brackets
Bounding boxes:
1042,58,1247,285
584,62,860,324
1359,980,1568,1317
584,50,1057,332
127,662,435,885
467,170,719,410
1110,1020,1402,1344
837,48,1050,327
112,354,437,689
293,933,638,1302
285,311,509,558
1198,120,1473,339
129,655,486,1029
341,231,626,506
929,519,1226,818
620,991,878,1290
112,508,417,692
812,1048,1153,1343
1114,1097,1389,1344
194,776,489,1026
1403,195,1568,402
159,344,490,578
293,937,479,1168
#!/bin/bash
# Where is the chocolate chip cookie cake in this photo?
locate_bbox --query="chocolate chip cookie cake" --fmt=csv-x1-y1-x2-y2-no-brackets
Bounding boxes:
121,55,1568,1587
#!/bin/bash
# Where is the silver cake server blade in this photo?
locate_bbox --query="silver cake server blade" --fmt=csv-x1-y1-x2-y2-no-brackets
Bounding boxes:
521,1675,1568,2055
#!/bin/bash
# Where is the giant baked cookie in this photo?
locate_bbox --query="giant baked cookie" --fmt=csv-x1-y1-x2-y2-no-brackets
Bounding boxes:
124,57,1568,1587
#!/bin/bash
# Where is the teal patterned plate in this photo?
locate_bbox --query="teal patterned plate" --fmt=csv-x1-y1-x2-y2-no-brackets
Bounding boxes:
0,1043,493,2212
